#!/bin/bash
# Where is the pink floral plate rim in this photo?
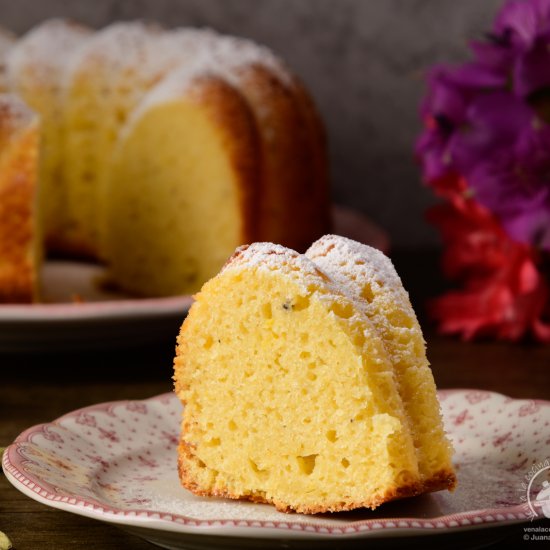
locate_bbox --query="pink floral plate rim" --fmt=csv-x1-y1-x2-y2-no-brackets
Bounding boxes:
3,389,549,541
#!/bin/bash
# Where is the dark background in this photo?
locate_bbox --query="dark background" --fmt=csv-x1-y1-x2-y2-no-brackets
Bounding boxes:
0,0,504,248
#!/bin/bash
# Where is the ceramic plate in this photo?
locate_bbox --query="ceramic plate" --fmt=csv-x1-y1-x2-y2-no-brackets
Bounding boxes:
0,206,387,352
3,390,549,549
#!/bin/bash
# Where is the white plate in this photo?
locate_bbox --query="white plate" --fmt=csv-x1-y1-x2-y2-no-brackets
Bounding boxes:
0,206,387,352
3,390,549,549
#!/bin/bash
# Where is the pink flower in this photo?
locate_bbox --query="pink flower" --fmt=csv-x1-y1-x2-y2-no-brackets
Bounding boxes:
427,175,550,342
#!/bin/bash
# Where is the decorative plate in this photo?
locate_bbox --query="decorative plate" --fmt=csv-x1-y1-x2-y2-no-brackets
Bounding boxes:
0,206,386,352
4,389,549,549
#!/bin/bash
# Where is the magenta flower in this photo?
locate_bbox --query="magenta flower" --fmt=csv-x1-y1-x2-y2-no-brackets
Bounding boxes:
417,0,550,251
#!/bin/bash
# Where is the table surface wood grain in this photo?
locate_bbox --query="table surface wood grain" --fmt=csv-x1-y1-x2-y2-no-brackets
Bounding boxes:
1,251,549,549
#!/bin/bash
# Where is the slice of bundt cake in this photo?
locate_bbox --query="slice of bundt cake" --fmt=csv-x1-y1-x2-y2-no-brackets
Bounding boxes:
174,242,426,513
106,70,260,297
0,94,40,302
6,19,91,253
306,235,456,492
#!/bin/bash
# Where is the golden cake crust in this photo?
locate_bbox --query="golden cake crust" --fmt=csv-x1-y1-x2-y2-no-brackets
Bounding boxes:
185,75,261,243
290,76,332,249
178,444,456,514
234,64,330,250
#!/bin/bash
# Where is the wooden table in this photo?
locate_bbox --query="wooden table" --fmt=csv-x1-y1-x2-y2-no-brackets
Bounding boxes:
1,251,549,549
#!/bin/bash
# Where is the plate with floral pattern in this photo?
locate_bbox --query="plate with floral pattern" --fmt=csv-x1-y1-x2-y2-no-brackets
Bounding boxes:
3,389,549,549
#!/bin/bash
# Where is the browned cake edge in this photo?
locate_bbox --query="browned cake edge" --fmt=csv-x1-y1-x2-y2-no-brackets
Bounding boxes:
0,123,39,303
177,440,456,514
235,64,330,251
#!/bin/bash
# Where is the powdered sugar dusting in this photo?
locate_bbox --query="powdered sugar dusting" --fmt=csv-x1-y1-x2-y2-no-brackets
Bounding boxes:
306,235,422,362
7,19,91,90
219,241,395,368
64,21,163,81
206,33,291,86
123,26,293,136
308,235,404,296
222,242,337,294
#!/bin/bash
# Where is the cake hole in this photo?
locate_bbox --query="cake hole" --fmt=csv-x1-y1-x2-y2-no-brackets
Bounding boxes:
326,430,338,443
307,371,317,381
203,336,214,349
300,333,309,344
355,260,365,265
341,458,350,469
249,458,268,477
293,295,310,311
197,459,207,469
300,350,311,359
205,437,221,447
262,303,273,319
361,284,374,302
228,420,237,431
353,332,366,347
297,454,317,475
331,301,353,319
387,310,413,329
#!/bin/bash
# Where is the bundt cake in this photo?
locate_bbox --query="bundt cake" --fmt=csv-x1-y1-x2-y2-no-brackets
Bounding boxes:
0,19,330,302
173,239,456,513
0,94,39,303
306,235,455,491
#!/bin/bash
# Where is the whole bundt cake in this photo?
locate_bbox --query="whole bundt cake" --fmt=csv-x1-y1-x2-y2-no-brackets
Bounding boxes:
0,19,330,302
173,239,456,513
